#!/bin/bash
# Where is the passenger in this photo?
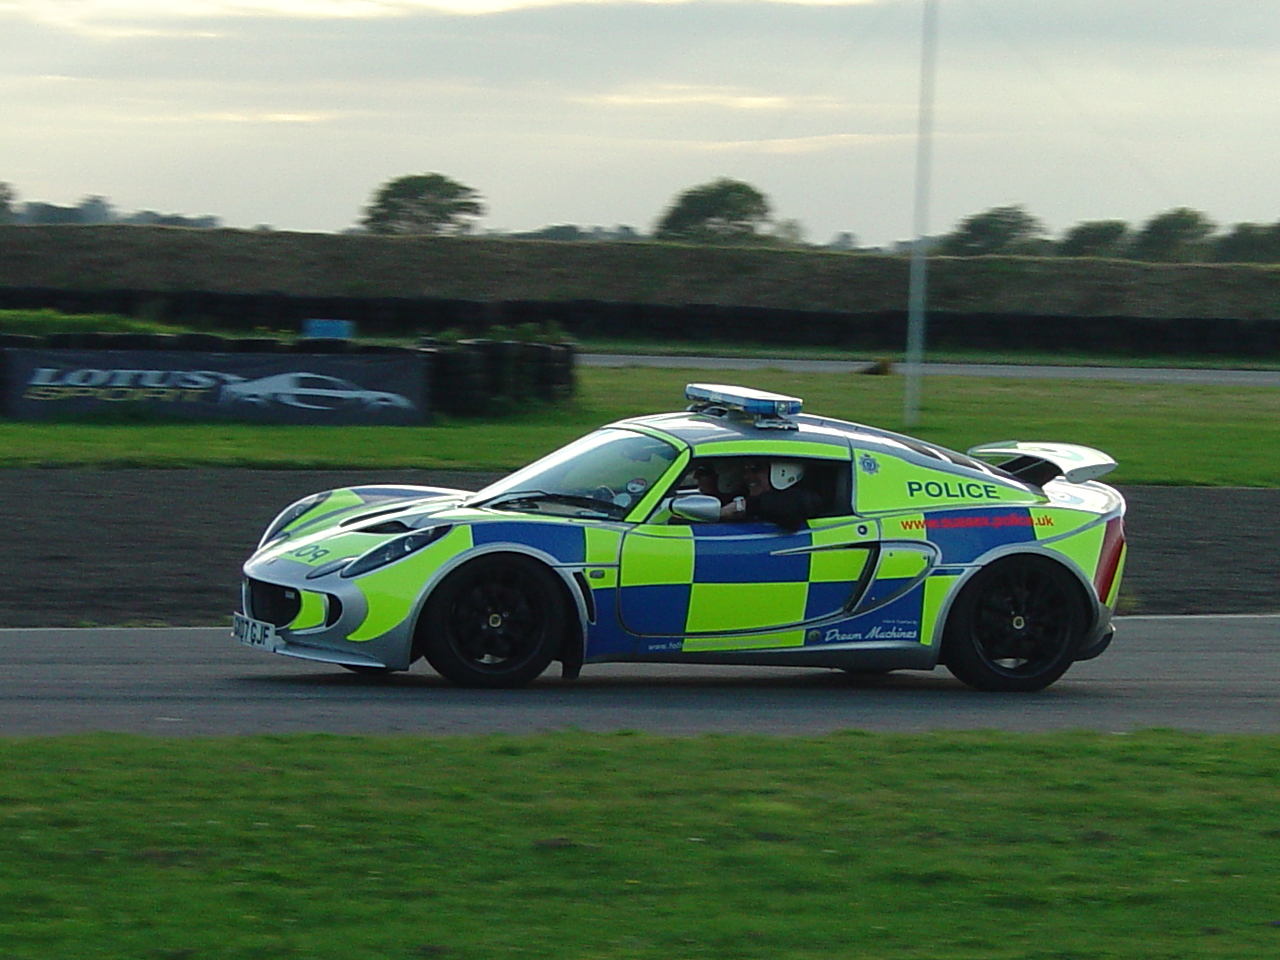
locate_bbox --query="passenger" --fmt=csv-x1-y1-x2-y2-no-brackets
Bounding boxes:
720,460,822,531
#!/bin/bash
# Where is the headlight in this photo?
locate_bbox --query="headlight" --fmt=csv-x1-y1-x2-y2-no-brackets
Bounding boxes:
260,492,332,548
340,525,453,579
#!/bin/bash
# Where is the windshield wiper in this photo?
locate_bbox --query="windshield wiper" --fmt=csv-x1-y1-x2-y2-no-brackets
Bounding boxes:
473,489,619,516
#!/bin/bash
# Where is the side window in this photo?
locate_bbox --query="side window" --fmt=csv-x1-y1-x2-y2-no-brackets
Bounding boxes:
806,460,852,518
670,457,851,521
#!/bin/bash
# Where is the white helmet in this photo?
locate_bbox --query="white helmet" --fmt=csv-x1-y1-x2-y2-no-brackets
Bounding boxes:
769,460,805,490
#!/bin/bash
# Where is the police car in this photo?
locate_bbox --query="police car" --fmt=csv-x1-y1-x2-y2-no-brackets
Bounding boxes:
234,384,1126,692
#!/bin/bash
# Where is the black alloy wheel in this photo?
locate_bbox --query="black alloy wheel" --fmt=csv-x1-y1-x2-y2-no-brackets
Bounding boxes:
422,555,566,688
942,555,1088,692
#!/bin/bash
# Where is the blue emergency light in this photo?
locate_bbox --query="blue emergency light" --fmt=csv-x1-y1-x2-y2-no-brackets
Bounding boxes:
684,383,803,417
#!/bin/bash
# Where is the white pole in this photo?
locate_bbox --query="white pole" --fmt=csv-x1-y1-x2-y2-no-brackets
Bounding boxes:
904,0,939,427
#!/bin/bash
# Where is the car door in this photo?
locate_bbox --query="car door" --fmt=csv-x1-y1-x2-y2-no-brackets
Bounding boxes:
616,516,880,651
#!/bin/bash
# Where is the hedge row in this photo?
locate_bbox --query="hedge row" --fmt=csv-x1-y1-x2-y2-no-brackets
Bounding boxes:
0,332,576,418
2,286,1279,356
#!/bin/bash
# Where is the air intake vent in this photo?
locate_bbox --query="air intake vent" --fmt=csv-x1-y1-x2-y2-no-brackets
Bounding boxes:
361,520,414,534
246,578,301,627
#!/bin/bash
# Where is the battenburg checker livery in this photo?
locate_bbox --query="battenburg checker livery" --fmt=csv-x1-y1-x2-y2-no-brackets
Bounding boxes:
234,384,1127,691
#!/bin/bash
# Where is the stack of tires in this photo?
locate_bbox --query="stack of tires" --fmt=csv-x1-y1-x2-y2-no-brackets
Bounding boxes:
420,339,577,417
535,342,576,402
425,343,488,416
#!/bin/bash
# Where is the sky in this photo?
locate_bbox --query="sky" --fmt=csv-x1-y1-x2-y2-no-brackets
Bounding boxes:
2,0,1277,246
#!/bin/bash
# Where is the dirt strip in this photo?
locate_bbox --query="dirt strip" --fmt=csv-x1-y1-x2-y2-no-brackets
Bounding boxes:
0,469,1275,627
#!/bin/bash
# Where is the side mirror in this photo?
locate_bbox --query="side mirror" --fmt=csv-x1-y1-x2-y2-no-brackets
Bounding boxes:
670,494,723,523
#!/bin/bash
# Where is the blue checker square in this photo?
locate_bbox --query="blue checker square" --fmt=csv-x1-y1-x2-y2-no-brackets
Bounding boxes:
471,521,586,564
690,522,780,539
922,509,1037,564
804,581,858,620
582,588,637,659
617,583,692,636
691,527,811,584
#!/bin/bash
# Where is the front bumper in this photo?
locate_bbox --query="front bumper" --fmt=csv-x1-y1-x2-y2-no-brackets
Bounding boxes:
237,572,416,670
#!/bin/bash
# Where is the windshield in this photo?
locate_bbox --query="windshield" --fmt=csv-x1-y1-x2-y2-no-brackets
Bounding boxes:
471,428,681,518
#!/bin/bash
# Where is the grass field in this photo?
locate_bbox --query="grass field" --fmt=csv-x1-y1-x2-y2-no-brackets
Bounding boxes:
2,731,1279,960
2,366,1277,485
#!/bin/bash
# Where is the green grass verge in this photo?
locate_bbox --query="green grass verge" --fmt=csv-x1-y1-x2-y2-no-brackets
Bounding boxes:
2,367,1277,485
2,731,1278,959
0,309,185,336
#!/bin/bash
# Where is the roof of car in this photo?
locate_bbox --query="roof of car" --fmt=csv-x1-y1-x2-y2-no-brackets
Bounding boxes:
618,410,860,455
617,408,1015,481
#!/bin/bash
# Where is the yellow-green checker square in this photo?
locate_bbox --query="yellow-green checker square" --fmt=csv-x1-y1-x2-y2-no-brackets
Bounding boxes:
682,628,806,653
619,528,694,587
585,526,622,565
686,582,808,633
807,523,877,582
877,547,932,580
810,548,872,584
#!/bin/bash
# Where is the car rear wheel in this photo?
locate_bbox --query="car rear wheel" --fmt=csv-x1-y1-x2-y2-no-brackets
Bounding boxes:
422,555,566,688
942,556,1087,692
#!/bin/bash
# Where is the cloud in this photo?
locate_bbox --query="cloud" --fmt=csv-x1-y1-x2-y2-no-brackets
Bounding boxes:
2,0,1277,241
579,84,843,112
7,0,886,26
696,132,904,153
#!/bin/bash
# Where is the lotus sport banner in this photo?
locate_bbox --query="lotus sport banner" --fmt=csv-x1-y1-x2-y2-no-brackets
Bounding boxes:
4,349,427,424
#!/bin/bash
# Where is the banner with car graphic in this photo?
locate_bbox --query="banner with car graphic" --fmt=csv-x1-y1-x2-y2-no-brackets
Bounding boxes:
2,349,427,424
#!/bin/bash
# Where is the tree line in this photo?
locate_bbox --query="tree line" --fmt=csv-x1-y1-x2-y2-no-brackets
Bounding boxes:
5,175,1279,264
0,185,220,230
932,204,1280,264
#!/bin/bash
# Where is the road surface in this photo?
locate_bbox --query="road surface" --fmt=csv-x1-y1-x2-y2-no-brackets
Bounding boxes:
2,615,1276,737
579,353,1280,386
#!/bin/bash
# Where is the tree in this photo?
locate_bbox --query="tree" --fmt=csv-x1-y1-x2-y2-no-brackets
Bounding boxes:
361,173,484,236
771,218,806,246
1212,221,1280,263
939,205,1046,256
120,210,220,228
23,201,82,226
0,182,15,225
1129,207,1215,262
1059,220,1129,258
654,178,771,242
77,195,116,225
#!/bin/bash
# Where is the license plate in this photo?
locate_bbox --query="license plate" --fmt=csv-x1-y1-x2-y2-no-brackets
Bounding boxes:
233,613,281,651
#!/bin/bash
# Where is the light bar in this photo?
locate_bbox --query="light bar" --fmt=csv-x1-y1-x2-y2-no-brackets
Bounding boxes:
685,383,803,417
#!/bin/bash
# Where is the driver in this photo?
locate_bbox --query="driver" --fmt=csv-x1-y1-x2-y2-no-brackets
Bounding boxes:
692,461,743,504
720,459,822,531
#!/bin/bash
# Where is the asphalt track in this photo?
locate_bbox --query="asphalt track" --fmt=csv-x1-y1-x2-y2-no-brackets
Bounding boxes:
2,615,1276,737
579,353,1280,386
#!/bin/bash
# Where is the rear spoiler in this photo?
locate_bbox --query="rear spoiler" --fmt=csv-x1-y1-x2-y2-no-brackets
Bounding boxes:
967,441,1118,485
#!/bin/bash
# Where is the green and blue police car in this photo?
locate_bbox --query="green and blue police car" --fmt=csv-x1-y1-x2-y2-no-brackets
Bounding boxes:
234,384,1126,692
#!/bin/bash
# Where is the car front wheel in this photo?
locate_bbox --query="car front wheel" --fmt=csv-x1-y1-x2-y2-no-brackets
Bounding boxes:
942,556,1087,692
422,555,566,688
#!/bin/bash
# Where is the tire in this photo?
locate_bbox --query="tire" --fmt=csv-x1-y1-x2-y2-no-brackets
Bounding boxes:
942,555,1088,692
421,555,566,688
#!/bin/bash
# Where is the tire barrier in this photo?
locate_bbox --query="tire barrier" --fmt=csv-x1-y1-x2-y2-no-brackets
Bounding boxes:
2,285,1277,357
423,340,574,416
0,333,576,420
